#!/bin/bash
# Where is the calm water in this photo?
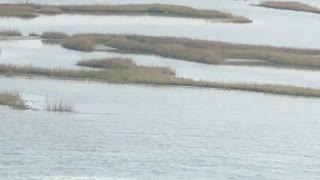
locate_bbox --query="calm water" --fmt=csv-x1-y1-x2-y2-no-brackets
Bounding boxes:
0,1,320,48
1,77,320,179
1,1,320,179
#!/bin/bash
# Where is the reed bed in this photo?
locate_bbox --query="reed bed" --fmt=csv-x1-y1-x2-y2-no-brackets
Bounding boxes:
0,30,22,36
257,1,320,14
0,63,320,97
0,4,250,23
41,32,68,39
78,58,137,69
0,92,27,110
62,34,320,68
46,99,74,112
0,4,37,18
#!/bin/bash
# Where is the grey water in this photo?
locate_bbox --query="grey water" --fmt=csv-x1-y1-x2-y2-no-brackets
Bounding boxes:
1,0,320,179
1,77,320,179
0,0,320,48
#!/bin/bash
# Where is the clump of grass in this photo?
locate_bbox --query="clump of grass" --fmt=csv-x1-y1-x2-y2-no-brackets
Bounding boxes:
63,37,95,51
59,4,251,23
62,33,320,69
0,64,320,97
0,4,37,18
0,30,22,36
38,5,62,14
257,1,320,14
0,92,28,110
46,99,74,112
78,58,137,69
41,32,68,40
29,32,39,36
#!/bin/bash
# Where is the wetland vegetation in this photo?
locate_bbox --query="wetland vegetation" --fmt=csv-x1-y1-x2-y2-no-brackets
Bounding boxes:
0,30,22,36
257,1,320,14
0,3,251,23
62,34,320,69
0,92,27,110
0,59,320,97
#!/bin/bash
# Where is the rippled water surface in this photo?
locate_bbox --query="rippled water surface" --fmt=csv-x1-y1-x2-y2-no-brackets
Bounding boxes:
1,1,320,179
1,77,320,179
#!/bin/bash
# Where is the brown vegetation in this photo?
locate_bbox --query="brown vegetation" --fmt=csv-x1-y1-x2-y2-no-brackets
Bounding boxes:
41,32,68,39
257,1,320,14
0,30,22,36
0,63,320,97
78,58,137,69
0,4,37,18
62,34,320,68
0,92,27,110
0,4,250,23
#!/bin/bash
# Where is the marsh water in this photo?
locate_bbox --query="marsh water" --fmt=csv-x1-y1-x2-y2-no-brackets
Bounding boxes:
1,1,320,48
1,0,320,179
1,77,320,179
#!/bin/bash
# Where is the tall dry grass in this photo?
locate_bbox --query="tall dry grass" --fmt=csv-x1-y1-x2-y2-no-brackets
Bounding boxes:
46,99,74,112
0,92,27,110
257,1,320,14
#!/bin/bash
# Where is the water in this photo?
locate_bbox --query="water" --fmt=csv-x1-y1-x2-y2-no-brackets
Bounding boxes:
1,1,320,179
1,76,320,179
0,1,320,48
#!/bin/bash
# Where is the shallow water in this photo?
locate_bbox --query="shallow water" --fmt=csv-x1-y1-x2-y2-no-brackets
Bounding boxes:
0,77,320,179
1,1,320,179
0,1,320,48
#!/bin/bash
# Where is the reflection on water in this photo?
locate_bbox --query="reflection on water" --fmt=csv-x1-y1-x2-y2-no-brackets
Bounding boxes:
0,77,320,179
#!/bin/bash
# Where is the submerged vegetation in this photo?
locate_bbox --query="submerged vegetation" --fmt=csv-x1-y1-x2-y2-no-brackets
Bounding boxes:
257,1,320,14
62,34,320,69
0,61,320,97
0,92,27,110
0,3,250,23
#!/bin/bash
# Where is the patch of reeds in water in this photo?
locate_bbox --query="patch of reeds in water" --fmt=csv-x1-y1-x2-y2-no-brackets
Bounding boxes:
0,4,251,23
62,33,320,69
0,30,22,36
45,99,74,112
257,1,320,14
0,62,320,97
0,92,27,110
